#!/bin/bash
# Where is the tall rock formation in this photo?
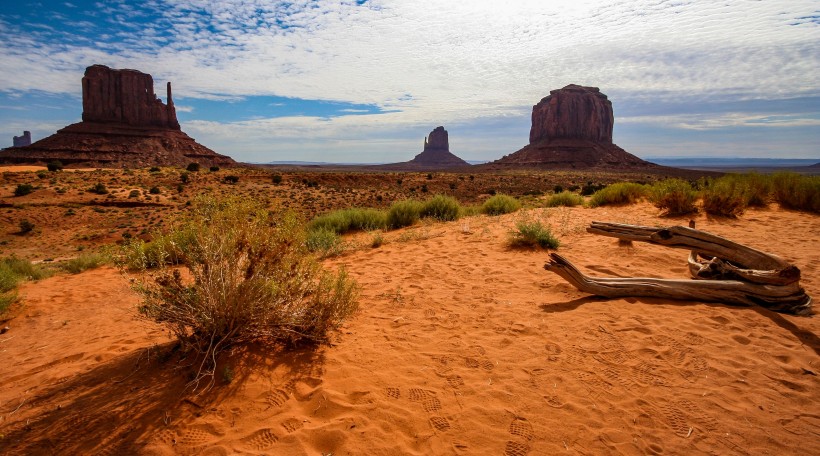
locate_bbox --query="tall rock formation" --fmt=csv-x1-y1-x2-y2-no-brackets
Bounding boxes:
407,126,469,168
12,131,31,147
82,65,180,129
487,84,653,169
0,65,234,168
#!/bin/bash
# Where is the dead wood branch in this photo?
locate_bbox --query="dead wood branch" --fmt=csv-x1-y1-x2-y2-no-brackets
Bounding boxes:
545,222,812,315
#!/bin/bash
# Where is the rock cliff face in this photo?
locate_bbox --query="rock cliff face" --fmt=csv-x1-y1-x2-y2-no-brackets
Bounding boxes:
423,126,449,151
487,85,654,170
529,84,613,144
0,65,234,168
12,131,31,147
82,65,180,130
407,126,468,168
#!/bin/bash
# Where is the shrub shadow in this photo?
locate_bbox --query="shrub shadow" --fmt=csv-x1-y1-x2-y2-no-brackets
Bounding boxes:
0,341,326,455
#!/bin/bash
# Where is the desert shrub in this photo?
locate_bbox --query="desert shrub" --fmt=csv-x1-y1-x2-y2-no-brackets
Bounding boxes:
89,182,108,195
648,179,697,215
305,227,344,257
149,186,161,195
0,257,51,291
149,166,161,173
546,191,584,208
60,252,110,274
387,199,424,228
420,194,461,221
209,166,220,172
580,182,606,196
588,183,646,207
508,221,560,249
130,197,358,386
732,173,771,207
18,219,34,234
223,175,239,184
180,172,190,184
0,291,17,316
272,174,283,184
47,160,63,172
128,189,140,198
14,183,34,197
309,208,387,234
370,231,384,248
186,162,200,172
120,230,193,270
771,172,820,213
700,176,751,217
481,194,521,215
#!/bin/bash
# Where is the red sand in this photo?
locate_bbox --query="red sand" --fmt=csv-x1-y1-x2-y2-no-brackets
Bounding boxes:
1,203,818,455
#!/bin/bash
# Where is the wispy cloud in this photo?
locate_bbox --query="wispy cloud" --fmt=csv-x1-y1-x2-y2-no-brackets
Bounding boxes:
0,0,817,160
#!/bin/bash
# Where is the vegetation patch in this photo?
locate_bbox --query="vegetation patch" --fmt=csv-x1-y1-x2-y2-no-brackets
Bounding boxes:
60,252,110,274
508,220,560,249
128,197,358,387
481,194,521,215
771,172,820,213
588,182,646,207
420,194,461,221
545,191,584,208
648,178,697,215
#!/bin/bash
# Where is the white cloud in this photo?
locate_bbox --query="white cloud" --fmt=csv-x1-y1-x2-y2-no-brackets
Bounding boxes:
0,0,818,160
620,113,820,130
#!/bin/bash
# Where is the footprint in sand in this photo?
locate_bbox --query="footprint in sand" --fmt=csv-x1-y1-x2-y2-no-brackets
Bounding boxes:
408,388,441,412
281,418,304,433
661,403,692,437
545,395,564,408
178,424,221,447
241,428,279,450
385,387,401,399
265,389,290,408
446,375,464,388
503,416,533,455
430,416,451,431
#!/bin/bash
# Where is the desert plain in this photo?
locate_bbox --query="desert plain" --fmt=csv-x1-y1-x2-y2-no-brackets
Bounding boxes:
0,165,818,455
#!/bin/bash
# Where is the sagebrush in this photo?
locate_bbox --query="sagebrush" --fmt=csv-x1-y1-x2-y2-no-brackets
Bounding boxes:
127,197,358,388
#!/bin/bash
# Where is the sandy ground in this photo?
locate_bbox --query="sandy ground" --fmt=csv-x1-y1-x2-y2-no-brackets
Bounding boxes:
0,202,818,455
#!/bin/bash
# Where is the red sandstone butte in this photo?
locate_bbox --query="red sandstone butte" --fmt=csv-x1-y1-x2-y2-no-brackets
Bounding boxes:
487,84,655,170
0,65,235,168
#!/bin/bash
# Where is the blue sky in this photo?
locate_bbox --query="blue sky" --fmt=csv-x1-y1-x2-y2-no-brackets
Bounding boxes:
0,0,818,163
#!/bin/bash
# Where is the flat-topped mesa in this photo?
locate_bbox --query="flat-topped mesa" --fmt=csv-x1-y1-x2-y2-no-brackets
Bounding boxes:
529,84,613,144
82,64,180,130
423,126,449,151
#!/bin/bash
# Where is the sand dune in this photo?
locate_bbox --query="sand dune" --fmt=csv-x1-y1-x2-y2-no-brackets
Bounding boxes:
1,202,818,455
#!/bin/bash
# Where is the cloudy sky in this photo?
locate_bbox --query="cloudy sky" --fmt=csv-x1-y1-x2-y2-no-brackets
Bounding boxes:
0,0,818,163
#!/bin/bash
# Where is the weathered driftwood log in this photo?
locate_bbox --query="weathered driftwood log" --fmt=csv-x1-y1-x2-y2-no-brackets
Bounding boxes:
544,222,812,315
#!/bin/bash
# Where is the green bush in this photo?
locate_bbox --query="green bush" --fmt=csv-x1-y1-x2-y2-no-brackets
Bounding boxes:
648,179,697,215
305,227,344,257
588,183,646,207
387,199,424,228
130,197,358,385
700,177,751,217
149,166,161,173
771,172,820,213
120,230,194,271
309,208,388,234
224,175,239,184
186,163,200,172
14,183,34,197
0,256,52,293
732,173,771,207
0,291,17,316
89,182,108,195
481,194,521,215
546,191,584,208
47,160,63,172
149,186,161,195
509,221,560,249
209,166,220,172
272,174,283,184
18,219,34,234
420,195,461,221
60,252,110,274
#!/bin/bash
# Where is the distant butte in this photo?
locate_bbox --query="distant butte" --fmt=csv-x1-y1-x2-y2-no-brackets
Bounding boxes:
484,84,656,170
0,64,235,168
373,126,469,170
